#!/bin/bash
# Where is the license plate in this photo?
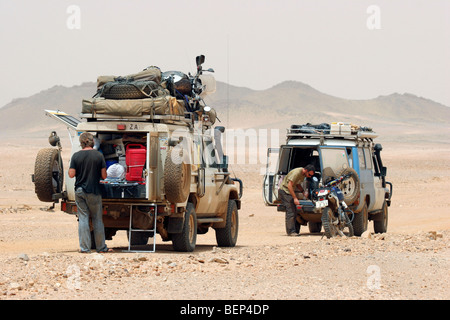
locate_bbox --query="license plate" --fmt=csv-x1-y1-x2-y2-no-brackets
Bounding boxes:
315,200,328,208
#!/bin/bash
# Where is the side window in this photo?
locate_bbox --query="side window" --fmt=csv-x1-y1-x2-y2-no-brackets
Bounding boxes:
346,148,353,168
358,147,366,169
203,139,219,168
278,147,292,175
363,148,372,169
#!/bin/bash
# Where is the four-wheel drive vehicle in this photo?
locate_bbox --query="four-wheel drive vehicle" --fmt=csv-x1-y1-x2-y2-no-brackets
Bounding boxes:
32,56,243,252
263,122,392,235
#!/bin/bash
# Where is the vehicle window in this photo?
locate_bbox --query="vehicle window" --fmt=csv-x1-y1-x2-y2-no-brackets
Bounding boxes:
363,148,372,169
266,148,279,175
290,148,318,171
320,148,349,174
358,147,365,169
278,147,292,174
204,139,219,168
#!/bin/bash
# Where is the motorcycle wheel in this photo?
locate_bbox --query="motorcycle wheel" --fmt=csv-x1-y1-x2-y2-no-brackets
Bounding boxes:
341,212,354,237
321,207,338,238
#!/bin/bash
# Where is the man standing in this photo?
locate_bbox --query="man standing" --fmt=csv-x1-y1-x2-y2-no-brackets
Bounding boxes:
68,132,110,253
278,164,315,236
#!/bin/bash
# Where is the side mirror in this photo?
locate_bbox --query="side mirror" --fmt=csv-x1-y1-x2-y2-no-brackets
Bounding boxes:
196,55,205,67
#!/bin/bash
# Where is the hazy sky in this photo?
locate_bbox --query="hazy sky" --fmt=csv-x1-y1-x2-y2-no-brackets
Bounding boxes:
0,0,449,108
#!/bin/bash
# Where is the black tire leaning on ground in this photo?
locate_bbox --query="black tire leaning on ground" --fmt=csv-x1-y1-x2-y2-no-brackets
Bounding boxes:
164,147,191,204
34,148,63,202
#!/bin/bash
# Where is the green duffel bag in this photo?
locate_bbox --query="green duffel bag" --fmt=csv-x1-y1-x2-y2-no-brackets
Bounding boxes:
96,66,162,89
81,96,185,117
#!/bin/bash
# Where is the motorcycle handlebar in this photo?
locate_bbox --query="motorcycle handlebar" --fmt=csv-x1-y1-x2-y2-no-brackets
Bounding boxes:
325,173,351,187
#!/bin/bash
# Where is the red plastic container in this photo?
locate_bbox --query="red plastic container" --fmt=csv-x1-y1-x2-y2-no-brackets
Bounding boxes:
125,144,146,181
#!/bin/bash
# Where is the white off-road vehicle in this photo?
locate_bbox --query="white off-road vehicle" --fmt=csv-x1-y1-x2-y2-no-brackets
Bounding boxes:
32,56,243,252
263,122,392,236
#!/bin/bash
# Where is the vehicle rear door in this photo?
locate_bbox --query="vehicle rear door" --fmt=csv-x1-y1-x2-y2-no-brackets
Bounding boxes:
263,147,280,206
318,146,350,177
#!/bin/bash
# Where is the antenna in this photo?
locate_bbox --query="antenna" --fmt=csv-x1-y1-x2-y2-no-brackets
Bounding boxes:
227,34,230,128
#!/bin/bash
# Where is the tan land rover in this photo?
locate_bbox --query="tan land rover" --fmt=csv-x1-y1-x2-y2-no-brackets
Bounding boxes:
32,56,243,252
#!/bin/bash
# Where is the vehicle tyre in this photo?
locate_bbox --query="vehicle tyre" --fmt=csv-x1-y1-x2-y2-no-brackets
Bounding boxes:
215,200,239,247
164,147,191,203
34,148,64,202
373,201,388,233
352,202,368,236
308,222,322,233
321,207,337,238
127,231,152,246
102,82,157,99
172,203,197,252
295,217,301,234
337,167,360,205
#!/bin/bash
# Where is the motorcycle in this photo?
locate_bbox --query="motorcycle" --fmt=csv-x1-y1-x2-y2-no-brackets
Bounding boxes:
162,54,216,113
311,173,355,238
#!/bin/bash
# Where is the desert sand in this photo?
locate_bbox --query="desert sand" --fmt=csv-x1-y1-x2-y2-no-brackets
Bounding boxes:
0,130,449,301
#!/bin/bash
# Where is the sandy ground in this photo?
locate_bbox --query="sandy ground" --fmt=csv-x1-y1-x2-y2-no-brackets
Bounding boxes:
0,135,449,302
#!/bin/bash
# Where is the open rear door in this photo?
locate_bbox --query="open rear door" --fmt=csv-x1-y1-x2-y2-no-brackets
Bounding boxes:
45,110,81,130
263,147,279,206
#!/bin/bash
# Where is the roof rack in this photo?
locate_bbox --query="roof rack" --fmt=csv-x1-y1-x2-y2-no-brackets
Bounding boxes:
79,112,195,125
286,122,378,140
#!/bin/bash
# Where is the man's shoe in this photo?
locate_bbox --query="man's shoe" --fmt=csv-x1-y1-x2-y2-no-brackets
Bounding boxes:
288,232,300,237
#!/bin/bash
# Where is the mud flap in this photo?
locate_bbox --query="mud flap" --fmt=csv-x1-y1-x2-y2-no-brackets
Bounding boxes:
168,216,184,234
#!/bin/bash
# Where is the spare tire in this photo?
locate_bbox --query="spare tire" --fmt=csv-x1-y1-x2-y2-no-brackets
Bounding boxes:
34,148,64,202
336,167,360,205
164,147,191,203
101,80,160,100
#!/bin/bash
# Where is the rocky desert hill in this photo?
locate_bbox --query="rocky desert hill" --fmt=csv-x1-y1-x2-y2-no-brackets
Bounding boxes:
0,79,449,143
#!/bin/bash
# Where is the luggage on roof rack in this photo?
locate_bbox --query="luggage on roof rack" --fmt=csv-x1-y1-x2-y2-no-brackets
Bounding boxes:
96,66,162,90
290,123,330,134
81,96,186,117
286,122,377,140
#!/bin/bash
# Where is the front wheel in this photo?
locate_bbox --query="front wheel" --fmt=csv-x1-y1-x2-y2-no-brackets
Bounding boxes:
341,211,354,237
321,207,338,238
373,201,388,233
215,200,239,247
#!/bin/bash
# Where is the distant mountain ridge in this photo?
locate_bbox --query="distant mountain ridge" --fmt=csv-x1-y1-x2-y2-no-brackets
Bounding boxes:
0,80,448,137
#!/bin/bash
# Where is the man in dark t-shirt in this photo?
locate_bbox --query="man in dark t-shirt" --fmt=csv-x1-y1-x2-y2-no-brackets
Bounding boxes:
69,132,110,253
